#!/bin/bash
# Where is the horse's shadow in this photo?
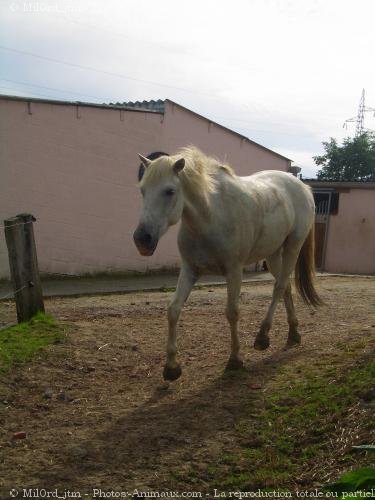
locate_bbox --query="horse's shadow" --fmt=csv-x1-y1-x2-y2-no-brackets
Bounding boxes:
46,348,304,486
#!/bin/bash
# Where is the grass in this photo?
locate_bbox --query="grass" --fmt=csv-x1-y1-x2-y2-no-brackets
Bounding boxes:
0,312,65,372
185,352,375,491
324,467,375,499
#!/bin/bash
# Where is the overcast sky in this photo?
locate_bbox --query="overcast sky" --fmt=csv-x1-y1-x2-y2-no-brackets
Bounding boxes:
1,0,375,177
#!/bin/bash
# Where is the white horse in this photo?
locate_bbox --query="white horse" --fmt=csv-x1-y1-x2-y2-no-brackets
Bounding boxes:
134,147,321,381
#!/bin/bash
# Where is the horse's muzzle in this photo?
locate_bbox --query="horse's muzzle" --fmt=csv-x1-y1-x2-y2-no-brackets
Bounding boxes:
133,226,158,256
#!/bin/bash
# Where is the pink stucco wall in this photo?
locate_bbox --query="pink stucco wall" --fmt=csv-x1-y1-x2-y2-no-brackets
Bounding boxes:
324,188,375,274
0,96,289,279
161,101,290,173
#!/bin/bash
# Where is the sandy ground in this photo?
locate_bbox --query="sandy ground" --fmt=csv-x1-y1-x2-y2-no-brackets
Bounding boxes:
0,275,374,497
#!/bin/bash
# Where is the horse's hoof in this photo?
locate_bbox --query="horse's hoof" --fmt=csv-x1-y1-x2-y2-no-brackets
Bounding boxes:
163,364,182,381
225,357,244,371
285,335,301,350
254,335,270,351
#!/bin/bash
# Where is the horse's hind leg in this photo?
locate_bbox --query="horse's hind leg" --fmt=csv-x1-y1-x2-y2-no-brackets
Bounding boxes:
164,262,197,381
262,250,300,349
284,284,300,348
225,267,244,370
254,241,301,351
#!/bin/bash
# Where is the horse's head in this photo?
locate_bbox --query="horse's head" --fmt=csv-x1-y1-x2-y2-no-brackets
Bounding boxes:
133,153,185,256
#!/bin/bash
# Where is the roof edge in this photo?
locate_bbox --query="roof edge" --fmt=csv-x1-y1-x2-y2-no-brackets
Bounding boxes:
165,99,292,163
0,94,163,114
304,180,375,189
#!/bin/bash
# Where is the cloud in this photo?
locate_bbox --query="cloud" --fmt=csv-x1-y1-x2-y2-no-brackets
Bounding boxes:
1,0,375,177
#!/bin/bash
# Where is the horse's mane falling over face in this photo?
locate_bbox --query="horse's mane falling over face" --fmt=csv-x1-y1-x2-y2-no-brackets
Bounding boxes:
140,146,235,207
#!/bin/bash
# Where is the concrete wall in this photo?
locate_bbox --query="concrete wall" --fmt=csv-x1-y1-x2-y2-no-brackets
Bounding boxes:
324,188,375,274
0,97,289,279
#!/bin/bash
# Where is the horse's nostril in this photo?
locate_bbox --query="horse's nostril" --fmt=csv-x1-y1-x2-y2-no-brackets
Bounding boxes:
134,226,157,256
143,233,152,244
136,230,153,247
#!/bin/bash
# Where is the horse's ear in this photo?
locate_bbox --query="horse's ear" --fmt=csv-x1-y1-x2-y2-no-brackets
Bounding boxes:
173,158,185,174
138,154,151,168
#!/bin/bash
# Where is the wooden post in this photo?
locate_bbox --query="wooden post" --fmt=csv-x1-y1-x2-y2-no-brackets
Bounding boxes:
4,214,44,323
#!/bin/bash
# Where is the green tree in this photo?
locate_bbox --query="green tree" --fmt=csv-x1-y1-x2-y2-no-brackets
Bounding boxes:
314,132,375,181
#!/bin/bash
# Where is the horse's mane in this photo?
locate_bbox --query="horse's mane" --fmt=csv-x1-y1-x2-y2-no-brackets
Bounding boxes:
140,146,235,215
176,146,235,196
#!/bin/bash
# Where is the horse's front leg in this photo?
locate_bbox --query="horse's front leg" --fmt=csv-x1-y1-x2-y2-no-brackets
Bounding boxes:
163,263,197,381
225,267,244,371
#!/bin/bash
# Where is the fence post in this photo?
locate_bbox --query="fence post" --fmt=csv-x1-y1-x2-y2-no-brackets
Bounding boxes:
4,214,44,323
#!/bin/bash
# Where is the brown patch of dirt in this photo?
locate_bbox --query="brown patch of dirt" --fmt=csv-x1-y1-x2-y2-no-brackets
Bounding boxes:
0,276,374,495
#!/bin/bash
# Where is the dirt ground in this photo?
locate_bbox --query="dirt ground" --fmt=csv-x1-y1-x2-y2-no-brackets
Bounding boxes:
0,275,374,497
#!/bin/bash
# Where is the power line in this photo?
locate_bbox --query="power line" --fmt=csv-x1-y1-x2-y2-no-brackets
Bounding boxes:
0,76,310,137
0,45,213,97
0,78,114,103
0,84,73,101
52,13,151,47
0,84,312,138
0,47,311,136
0,78,268,126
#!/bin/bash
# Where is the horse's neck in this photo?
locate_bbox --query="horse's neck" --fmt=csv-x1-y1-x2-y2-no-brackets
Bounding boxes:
180,183,213,233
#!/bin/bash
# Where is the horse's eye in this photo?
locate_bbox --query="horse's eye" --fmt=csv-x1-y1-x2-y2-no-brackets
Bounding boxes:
164,188,175,196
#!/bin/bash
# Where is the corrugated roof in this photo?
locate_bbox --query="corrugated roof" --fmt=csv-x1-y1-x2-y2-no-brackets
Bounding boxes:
0,94,163,113
112,99,165,112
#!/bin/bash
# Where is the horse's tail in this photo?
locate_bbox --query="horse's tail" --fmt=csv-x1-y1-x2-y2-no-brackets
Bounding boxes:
295,225,323,307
